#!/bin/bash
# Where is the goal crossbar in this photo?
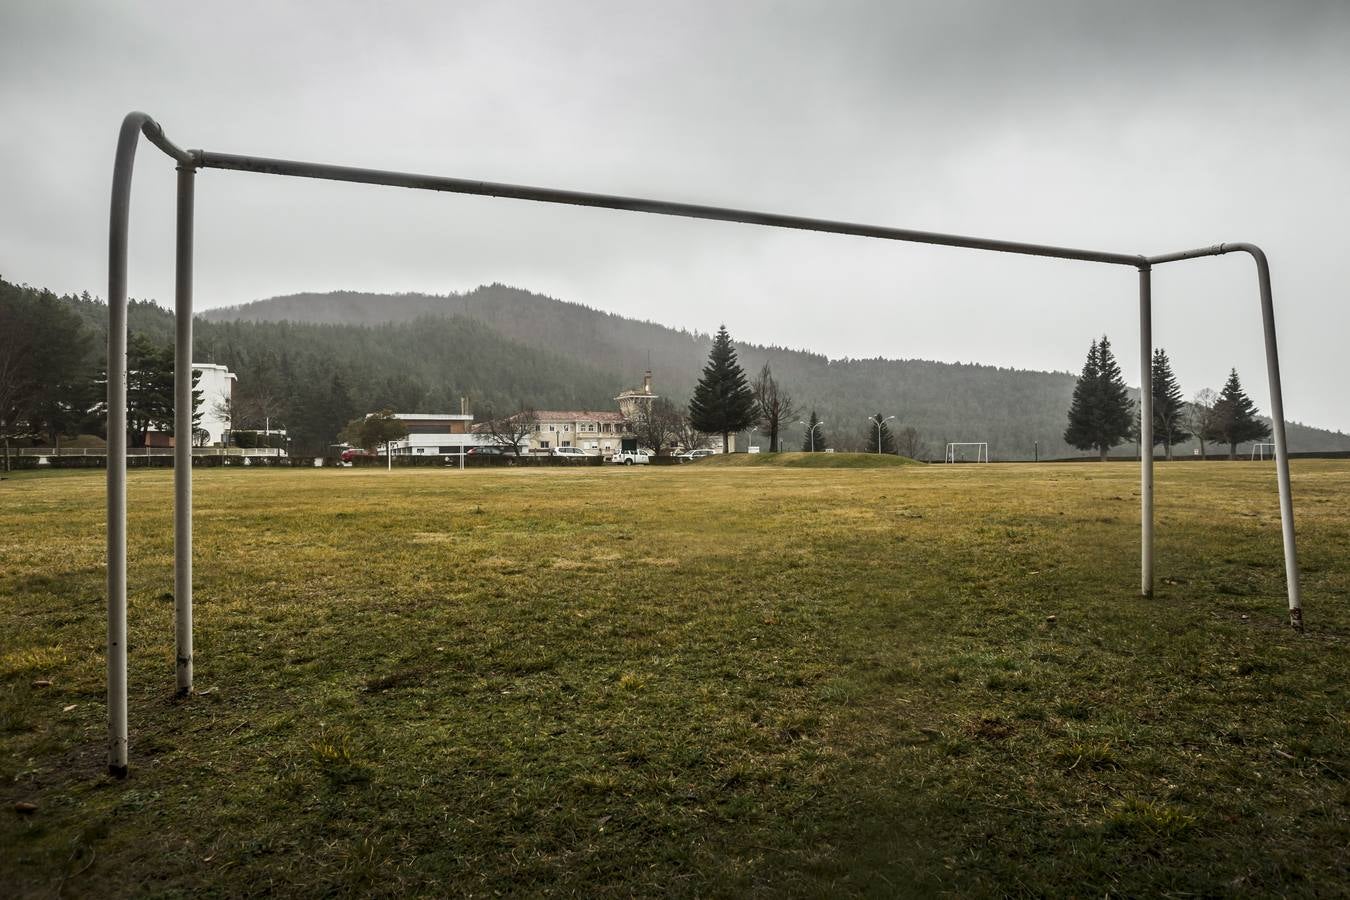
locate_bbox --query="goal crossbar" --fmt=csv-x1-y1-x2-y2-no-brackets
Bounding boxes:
103,110,1304,776
945,442,989,463
1251,442,1277,461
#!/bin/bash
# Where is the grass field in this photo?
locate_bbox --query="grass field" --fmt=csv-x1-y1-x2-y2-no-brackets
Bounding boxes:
2,460,1347,897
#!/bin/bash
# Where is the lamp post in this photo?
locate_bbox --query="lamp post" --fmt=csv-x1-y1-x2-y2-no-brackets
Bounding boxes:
797,419,825,453
868,414,895,454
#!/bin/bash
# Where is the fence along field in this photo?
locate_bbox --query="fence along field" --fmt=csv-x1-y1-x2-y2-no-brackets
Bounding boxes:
2,462,1346,896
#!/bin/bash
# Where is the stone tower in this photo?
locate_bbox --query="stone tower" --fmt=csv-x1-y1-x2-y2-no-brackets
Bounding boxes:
615,370,657,420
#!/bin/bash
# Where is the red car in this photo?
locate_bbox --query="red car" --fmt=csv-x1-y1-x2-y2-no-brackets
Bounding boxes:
339,447,378,463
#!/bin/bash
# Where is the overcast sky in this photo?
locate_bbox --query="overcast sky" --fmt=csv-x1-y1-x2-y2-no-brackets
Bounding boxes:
3,1,1348,431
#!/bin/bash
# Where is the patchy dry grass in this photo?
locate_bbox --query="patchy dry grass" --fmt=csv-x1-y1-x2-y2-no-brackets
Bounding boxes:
702,451,922,468
1,461,1347,897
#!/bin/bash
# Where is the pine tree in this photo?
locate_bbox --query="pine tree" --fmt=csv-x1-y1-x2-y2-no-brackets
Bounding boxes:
1064,339,1100,456
864,413,896,454
1063,335,1133,460
1151,348,1191,459
1209,368,1271,459
97,334,200,448
689,325,756,453
801,410,829,452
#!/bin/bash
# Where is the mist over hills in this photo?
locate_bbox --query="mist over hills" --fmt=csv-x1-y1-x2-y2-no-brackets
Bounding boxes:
204,284,1350,458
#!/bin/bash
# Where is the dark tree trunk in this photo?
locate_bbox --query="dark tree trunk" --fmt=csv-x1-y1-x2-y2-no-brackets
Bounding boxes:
721,431,729,454
1099,446,1109,462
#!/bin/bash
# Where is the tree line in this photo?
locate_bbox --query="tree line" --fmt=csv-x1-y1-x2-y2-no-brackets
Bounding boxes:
4,276,1344,462
1,280,202,460
1064,336,1271,460
685,325,923,457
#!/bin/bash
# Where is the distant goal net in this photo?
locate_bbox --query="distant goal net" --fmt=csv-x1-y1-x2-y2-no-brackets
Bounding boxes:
945,442,989,463
1250,442,1277,461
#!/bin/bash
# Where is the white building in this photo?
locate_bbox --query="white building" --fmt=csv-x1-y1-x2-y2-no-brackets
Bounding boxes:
194,363,237,445
385,413,501,456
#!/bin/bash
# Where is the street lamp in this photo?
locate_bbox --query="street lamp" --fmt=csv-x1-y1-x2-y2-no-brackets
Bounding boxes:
797,419,825,453
868,414,896,454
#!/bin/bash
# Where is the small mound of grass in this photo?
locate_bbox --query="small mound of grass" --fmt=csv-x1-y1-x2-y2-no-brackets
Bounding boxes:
699,452,923,469
1104,797,1197,840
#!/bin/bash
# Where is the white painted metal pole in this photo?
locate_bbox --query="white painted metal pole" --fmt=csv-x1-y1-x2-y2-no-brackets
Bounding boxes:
1139,266,1154,598
174,164,195,696
106,116,143,778
1236,245,1303,629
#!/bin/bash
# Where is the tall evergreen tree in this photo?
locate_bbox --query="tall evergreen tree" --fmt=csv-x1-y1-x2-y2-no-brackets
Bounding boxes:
1064,335,1133,461
864,412,896,454
1151,348,1191,459
0,283,95,453
1208,368,1271,459
689,325,756,453
801,410,829,452
89,334,201,447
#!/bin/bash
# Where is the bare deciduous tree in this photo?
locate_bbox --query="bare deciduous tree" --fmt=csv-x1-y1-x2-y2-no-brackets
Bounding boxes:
752,363,797,453
895,425,928,461
672,407,712,453
479,403,537,455
209,393,232,446
1186,388,1219,459
632,396,683,456
231,389,287,432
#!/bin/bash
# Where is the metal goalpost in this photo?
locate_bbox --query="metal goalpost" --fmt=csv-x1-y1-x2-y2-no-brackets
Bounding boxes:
104,110,1304,777
945,442,989,463
1251,442,1277,461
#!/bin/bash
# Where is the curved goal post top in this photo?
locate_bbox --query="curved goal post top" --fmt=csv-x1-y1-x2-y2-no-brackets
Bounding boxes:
104,111,1303,776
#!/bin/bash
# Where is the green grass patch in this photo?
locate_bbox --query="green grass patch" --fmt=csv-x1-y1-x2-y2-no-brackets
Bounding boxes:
1,461,1348,896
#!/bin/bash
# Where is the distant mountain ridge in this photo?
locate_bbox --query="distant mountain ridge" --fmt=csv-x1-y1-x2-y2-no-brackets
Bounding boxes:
203,284,1350,459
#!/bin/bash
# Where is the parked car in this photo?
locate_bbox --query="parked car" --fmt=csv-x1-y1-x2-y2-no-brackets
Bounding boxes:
551,446,589,460
339,447,378,464
466,446,506,456
609,449,651,466
677,448,718,462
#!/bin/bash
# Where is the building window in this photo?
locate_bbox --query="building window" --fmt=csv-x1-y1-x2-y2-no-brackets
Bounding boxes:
562,440,571,447
540,440,550,449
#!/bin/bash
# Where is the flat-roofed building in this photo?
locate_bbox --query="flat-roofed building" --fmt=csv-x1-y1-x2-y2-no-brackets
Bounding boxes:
386,413,500,457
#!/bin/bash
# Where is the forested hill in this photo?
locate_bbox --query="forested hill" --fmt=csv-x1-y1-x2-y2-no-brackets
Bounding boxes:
5,277,1345,458
205,284,1350,458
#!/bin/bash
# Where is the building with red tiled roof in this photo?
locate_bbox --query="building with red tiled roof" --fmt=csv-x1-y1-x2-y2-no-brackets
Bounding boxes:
466,371,689,456
527,410,633,455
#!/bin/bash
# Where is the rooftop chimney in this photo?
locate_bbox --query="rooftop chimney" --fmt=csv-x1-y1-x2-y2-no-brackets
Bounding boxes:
643,370,652,394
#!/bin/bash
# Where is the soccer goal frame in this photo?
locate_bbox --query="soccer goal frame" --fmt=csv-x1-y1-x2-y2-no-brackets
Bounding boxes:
104,110,1304,776
945,442,989,463
1251,442,1277,461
